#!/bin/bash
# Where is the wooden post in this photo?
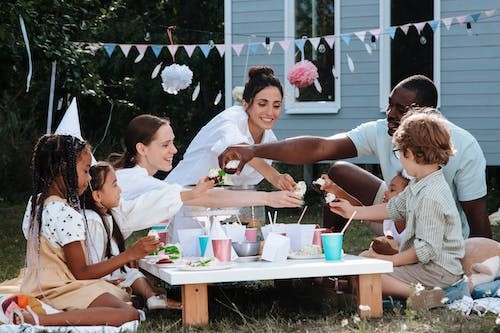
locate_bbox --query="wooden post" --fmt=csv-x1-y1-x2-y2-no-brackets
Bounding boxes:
182,283,209,326
355,274,383,318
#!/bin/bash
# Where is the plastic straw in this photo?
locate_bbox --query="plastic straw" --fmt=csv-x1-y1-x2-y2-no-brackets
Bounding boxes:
340,211,357,234
273,211,277,224
267,211,273,225
235,214,242,225
296,205,308,224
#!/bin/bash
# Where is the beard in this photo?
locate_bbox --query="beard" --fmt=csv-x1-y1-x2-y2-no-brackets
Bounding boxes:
386,118,400,136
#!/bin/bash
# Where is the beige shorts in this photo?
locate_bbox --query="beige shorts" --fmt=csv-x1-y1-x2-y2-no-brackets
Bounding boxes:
388,261,462,289
361,182,388,236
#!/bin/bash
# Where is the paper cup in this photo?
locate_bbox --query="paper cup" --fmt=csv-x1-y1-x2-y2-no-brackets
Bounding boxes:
245,228,257,242
158,230,168,244
312,228,327,249
212,239,232,262
198,235,210,257
322,233,343,261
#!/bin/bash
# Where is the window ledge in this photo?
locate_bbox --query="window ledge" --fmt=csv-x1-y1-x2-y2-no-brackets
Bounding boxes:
285,102,340,114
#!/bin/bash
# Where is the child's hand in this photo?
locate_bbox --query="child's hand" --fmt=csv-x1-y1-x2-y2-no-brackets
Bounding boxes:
129,236,161,260
270,173,296,191
328,198,355,218
107,278,125,286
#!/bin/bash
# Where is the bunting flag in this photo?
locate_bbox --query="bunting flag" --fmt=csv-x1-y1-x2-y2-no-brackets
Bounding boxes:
308,37,321,50
167,45,179,58
324,35,335,48
442,17,453,30
232,43,245,56
249,43,259,55
456,15,469,25
470,13,481,23
103,43,116,57
369,29,380,41
278,40,291,52
485,9,496,17
183,44,196,57
428,20,440,32
354,31,366,42
400,24,411,35
215,44,225,57
414,22,427,34
386,26,397,39
199,44,211,58
294,39,306,53
119,44,132,57
134,44,148,63
341,33,351,45
151,45,163,57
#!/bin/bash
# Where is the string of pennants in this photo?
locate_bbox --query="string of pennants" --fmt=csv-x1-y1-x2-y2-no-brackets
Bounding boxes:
85,7,498,68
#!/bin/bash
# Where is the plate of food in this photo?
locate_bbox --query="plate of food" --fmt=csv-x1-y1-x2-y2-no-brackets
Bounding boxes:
177,257,234,271
288,245,325,260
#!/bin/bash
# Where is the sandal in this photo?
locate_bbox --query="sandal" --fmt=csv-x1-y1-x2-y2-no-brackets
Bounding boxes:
146,295,182,310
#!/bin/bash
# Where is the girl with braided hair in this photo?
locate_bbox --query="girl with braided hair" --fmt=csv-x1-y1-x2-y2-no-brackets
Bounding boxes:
18,134,149,326
83,162,181,310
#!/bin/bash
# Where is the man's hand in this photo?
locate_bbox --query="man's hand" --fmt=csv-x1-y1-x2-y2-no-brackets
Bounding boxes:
218,145,255,175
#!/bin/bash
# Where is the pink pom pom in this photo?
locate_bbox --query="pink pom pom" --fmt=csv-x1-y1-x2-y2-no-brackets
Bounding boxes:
287,60,319,89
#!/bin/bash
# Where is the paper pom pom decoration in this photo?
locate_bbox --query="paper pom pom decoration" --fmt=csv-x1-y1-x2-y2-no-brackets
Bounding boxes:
287,60,319,89
161,64,193,95
231,86,244,103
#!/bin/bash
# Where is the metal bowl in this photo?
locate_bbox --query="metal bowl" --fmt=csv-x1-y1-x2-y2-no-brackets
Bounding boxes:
232,241,260,257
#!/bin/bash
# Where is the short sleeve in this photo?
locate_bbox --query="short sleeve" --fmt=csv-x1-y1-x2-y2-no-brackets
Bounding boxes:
84,209,108,264
42,202,86,248
347,121,379,157
452,139,487,202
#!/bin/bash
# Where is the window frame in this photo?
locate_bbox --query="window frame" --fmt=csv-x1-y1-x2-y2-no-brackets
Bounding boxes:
284,0,341,114
379,0,441,112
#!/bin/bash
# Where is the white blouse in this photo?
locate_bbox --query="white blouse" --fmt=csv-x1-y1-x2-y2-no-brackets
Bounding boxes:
115,165,170,201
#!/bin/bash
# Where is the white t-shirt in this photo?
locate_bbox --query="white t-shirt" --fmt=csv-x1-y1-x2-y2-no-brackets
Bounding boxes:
165,105,278,186
22,199,86,248
348,118,487,238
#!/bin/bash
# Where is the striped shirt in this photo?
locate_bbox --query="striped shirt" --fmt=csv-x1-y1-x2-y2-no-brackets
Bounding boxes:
386,169,464,275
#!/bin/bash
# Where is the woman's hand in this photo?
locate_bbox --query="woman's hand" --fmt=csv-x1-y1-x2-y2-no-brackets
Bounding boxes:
270,173,296,191
328,198,356,218
265,191,303,208
127,236,161,260
192,177,216,196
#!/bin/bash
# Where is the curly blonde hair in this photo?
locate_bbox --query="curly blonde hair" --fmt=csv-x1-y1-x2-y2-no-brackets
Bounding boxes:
393,109,455,165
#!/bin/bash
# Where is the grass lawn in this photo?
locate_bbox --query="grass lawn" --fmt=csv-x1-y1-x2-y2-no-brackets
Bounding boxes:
1,202,499,332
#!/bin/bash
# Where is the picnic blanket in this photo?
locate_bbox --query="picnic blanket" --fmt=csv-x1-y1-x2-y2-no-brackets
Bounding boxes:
447,296,500,316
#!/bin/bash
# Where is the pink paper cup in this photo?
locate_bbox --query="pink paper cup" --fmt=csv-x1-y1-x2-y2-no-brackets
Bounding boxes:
245,228,257,242
158,231,168,244
312,228,327,249
212,239,232,262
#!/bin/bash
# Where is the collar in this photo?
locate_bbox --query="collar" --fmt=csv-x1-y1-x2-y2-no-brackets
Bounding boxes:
407,168,443,196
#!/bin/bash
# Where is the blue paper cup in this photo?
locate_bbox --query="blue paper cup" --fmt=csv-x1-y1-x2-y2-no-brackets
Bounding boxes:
321,233,343,261
198,235,210,257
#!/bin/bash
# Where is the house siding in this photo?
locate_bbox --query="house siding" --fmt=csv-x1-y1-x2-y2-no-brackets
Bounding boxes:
230,0,500,165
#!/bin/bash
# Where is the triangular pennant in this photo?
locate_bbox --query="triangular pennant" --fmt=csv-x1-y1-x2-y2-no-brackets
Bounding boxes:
386,27,397,39
308,37,321,50
119,44,132,57
215,44,225,57
369,29,380,40
354,31,366,42
150,45,163,58
470,13,481,23
428,20,440,32
103,43,116,57
249,43,259,54
294,39,306,52
364,42,372,54
87,43,101,55
232,43,245,56
278,40,291,52
167,45,178,58
484,9,496,17
456,15,468,25
324,35,335,48
134,44,148,63
265,41,275,54
199,44,211,58
414,22,427,34
442,17,453,30
183,44,197,57
341,33,351,45
399,24,411,35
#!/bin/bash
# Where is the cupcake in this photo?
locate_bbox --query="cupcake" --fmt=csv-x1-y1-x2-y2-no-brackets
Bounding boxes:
325,192,337,203
208,168,225,184
224,160,240,174
294,181,307,196
312,177,326,193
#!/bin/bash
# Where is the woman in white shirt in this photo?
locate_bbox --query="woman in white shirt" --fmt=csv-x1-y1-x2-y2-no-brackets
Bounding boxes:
166,66,295,189
112,113,302,240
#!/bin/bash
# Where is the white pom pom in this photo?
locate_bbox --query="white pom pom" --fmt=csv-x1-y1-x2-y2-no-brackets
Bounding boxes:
161,64,193,95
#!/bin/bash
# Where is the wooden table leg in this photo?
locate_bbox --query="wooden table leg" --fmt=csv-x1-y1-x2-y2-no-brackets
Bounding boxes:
182,283,208,326
354,274,383,318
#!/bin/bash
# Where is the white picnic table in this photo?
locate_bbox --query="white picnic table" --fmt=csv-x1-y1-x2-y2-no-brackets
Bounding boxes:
139,255,393,326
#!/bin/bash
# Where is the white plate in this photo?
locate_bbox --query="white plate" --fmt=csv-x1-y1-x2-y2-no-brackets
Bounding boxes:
152,257,200,268
177,262,234,271
288,253,325,260
235,255,260,263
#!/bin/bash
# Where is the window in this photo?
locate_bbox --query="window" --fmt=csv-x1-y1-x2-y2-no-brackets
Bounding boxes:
285,0,340,114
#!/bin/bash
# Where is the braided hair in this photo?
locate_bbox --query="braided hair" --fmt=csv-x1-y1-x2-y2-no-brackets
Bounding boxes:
83,162,127,272
28,134,89,251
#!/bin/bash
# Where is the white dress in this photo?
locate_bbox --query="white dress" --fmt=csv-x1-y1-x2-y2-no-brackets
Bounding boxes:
164,106,278,242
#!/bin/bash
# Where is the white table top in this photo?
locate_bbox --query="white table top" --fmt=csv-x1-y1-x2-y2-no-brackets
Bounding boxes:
139,255,393,285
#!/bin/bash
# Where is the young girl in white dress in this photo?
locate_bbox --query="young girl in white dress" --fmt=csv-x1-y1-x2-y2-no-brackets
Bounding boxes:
83,162,183,310
19,134,158,326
